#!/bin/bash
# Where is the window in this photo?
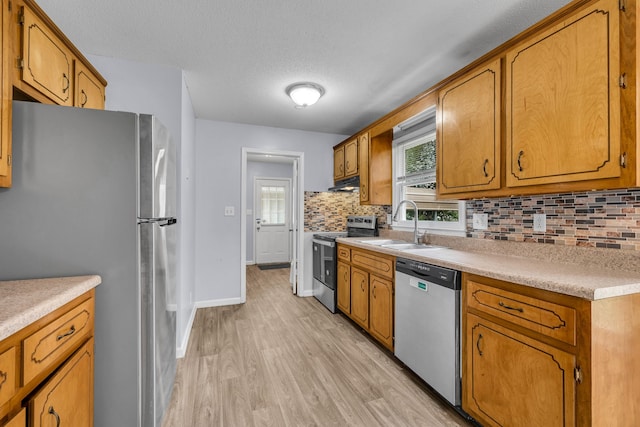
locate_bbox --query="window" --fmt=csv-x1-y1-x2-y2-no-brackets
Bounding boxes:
260,186,286,225
393,109,465,235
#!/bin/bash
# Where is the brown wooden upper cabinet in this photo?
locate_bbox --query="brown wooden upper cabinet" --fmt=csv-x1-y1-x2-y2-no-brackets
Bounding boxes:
437,58,501,196
20,5,74,106
0,0,107,187
505,0,621,188
75,60,105,110
334,138,358,181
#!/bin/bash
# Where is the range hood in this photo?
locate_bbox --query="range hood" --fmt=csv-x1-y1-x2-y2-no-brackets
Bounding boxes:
329,175,360,192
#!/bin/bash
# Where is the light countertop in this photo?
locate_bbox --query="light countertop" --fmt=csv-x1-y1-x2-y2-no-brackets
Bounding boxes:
337,237,640,301
0,275,101,341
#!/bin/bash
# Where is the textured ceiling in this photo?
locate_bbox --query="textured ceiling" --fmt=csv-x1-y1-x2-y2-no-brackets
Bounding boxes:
36,0,572,135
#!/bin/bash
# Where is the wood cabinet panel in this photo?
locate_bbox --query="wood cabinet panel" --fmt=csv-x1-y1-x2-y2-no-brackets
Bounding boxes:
20,5,73,106
337,246,350,262
75,61,104,109
369,275,393,350
350,267,369,329
22,298,94,385
333,145,345,180
438,58,501,195
336,261,351,315
465,313,576,427
344,139,358,177
0,0,11,187
4,408,25,427
358,132,370,203
505,0,621,187
467,279,576,345
0,347,15,408
351,249,394,280
29,338,93,427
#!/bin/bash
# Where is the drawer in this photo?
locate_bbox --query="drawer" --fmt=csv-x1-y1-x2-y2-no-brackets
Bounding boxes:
351,248,394,280
22,298,94,385
466,279,576,345
337,246,351,262
0,347,16,408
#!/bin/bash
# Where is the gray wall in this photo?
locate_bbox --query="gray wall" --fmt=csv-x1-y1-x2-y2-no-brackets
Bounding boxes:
195,119,345,303
88,54,197,355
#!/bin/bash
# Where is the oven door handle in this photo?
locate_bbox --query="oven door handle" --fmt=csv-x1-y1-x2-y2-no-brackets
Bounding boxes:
312,238,336,248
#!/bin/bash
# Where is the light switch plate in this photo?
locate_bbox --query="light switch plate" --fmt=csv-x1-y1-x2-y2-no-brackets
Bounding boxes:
533,213,546,232
472,213,488,230
224,206,235,216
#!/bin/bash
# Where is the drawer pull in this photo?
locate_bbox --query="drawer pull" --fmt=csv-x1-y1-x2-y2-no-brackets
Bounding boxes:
0,370,6,388
56,325,76,341
499,301,524,313
49,406,61,427
476,333,484,356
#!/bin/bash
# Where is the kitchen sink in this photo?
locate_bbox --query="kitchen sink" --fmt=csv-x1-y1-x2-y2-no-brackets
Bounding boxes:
357,239,407,246
401,246,448,254
380,243,427,250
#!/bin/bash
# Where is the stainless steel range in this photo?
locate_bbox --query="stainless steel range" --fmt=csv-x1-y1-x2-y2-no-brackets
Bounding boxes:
312,215,378,312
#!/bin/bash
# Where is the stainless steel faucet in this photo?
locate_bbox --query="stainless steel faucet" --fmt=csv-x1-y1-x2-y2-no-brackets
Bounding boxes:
393,199,420,244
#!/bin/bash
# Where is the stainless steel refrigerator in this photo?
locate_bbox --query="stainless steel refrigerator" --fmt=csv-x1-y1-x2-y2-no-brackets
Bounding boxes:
0,101,177,427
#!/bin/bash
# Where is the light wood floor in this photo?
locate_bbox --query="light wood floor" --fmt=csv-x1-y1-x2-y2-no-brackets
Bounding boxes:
162,265,474,426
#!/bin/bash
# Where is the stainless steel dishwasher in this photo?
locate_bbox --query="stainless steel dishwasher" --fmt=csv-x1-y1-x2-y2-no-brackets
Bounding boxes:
395,257,462,407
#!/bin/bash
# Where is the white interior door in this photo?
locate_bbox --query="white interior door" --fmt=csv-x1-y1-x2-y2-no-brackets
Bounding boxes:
255,178,291,264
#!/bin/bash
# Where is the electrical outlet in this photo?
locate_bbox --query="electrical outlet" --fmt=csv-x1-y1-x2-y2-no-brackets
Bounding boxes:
472,213,488,230
533,213,546,232
224,206,235,216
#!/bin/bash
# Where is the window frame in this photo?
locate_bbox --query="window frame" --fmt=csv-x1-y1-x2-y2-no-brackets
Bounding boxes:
392,120,466,236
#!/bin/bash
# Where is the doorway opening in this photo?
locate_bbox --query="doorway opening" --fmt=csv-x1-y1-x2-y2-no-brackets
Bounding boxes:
241,148,304,300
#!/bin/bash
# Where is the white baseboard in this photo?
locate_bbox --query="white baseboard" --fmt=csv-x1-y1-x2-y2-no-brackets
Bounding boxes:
176,306,197,359
246,260,256,265
195,297,245,308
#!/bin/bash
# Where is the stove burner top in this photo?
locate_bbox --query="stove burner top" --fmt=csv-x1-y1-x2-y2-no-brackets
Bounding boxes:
312,232,348,242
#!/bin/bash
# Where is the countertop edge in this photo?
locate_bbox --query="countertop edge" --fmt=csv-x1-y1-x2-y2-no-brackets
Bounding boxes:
336,238,640,301
0,275,102,342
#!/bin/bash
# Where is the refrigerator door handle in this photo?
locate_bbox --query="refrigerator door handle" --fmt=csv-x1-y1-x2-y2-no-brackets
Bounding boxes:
138,217,178,226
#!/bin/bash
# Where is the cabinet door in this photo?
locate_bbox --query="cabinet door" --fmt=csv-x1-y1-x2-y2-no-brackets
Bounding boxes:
438,58,501,194
505,0,621,187
350,267,369,329
464,314,575,427
0,0,11,187
21,6,74,106
344,139,358,177
358,133,370,203
369,275,393,350
336,261,351,314
5,408,26,427
75,61,105,110
29,338,93,427
333,145,345,180
0,347,16,407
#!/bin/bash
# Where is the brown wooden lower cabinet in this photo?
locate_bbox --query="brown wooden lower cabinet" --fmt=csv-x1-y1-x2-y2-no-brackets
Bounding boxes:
29,338,93,427
463,273,640,427
336,244,395,351
0,290,95,427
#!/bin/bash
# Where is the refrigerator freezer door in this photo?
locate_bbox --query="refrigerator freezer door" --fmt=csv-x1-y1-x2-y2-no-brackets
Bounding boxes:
140,220,176,427
139,115,176,219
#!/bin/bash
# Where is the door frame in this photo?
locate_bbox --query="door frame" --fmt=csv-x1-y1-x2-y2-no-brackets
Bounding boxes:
253,177,292,264
241,148,305,300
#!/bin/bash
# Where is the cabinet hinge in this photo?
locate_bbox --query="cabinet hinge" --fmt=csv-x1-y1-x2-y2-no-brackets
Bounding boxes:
7,154,11,166
619,73,627,89
16,57,23,70
620,152,627,168
619,0,626,11
17,8,24,25
7,1,11,12
574,367,583,384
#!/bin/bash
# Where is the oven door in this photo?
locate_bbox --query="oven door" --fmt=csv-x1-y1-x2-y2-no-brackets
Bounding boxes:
312,239,336,289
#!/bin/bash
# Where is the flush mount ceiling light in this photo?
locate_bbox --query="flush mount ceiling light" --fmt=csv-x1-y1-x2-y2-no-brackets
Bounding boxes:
286,82,325,108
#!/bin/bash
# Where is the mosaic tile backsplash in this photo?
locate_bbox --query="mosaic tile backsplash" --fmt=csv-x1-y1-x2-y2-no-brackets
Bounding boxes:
466,189,640,251
304,192,391,232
